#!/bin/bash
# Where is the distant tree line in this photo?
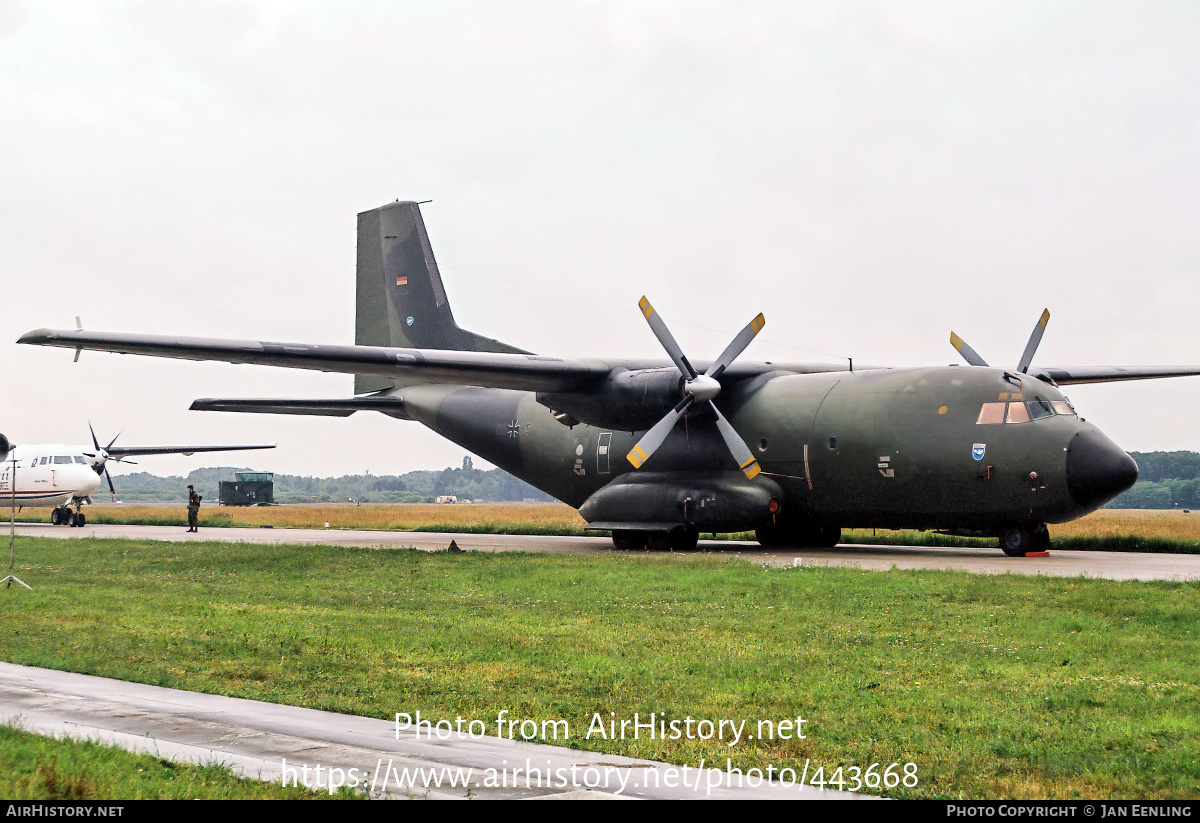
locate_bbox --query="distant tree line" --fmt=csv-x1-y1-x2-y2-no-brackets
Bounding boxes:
109,457,556,505
1108,451,1200,510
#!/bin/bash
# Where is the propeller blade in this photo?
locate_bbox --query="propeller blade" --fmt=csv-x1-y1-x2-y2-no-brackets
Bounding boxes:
949,332,989,367
710,401,761,479
706,313,766,380
638,296,698,380
88,422,100,451
1017,309,1050,374
627,395,695,469
105,429,122,451
104,466,116,501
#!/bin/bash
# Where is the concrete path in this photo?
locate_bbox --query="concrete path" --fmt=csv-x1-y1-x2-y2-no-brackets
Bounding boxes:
0,662,868,800
13,521,1200,581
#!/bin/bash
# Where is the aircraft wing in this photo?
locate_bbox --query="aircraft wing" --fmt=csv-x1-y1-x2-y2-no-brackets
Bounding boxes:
105,443,276,458
1031,366,1200,385
18,329,612,393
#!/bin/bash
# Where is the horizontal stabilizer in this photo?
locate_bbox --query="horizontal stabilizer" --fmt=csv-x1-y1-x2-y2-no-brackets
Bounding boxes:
105,443,275,458
191,396,410,419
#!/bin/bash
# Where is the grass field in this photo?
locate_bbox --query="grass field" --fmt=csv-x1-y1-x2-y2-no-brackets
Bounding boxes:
16,503,1200,552
2,535,1197,799
0,724,344,800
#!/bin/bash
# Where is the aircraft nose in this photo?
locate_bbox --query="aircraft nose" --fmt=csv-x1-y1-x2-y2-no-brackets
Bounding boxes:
1065,428,1138,510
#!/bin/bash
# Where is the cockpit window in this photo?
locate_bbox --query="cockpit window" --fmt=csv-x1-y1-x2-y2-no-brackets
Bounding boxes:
1005,402,1030,424
977,398,1073,424
53,456,73,464
74,456,87,464
977,402,1006,424
1028,398,1055,420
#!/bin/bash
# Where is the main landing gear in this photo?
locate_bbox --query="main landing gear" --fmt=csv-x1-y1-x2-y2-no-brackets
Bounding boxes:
50,506,87,528
611,525,700,552
754,520,841,549
998,524,1050,557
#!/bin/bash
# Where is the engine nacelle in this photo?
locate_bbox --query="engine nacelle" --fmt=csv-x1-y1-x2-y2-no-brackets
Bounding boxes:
0,433,10,463
538,368,685,430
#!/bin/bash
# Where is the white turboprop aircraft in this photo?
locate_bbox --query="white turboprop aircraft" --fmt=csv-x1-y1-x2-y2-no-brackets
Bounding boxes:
0,428,274,527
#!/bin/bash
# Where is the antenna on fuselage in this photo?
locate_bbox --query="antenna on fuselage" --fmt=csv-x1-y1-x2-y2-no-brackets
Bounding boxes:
3,454,31,590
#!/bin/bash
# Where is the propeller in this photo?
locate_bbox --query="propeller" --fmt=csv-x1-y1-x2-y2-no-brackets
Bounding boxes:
84,422,124,502
626,297,765,479
950,309,1050,375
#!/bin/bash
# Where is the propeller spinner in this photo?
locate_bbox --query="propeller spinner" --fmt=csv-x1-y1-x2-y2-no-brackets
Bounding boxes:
626,297,765,479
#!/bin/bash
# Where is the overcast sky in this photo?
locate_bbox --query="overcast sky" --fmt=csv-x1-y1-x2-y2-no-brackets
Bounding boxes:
2,1,1199,480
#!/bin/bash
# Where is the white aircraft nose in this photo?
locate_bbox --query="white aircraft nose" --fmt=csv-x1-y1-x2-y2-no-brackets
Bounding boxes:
73,466,102,497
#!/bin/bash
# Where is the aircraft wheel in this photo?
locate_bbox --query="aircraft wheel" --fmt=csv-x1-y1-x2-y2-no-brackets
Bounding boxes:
50,508,62,526
76,513,87,527
668,525,699,552
755,523,791,547
1032,523,1049,552
611,531,646,551
810,524,841,548
66,511,78,527
999,527,1033,557
646,531,672,552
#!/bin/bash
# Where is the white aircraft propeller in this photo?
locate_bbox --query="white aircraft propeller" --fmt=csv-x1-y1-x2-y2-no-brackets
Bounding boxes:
84,422,122,500
626,297,765,479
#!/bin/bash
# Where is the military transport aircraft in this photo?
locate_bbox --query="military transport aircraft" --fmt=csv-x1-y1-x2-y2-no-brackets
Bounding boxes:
0,428,273,526
18,201,1200,553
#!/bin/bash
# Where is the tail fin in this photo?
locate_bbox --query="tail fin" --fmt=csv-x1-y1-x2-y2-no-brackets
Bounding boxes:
354,201,529,394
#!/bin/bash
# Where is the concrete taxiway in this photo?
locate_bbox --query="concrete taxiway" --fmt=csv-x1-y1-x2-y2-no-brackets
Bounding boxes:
12,520,1200,581
0,662,866,800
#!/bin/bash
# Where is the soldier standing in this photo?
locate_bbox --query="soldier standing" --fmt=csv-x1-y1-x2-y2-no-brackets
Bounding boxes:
186,484,201,533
